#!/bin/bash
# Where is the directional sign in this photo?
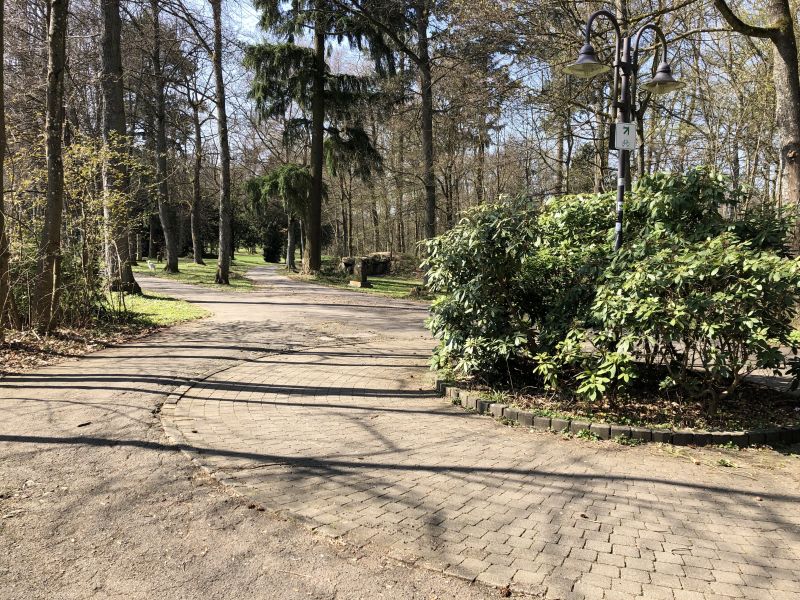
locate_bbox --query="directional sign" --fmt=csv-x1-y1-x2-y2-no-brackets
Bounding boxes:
614,123,637,151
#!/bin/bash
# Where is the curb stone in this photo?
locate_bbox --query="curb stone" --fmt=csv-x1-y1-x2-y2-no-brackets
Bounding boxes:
436,382,800,448
570,420,590,435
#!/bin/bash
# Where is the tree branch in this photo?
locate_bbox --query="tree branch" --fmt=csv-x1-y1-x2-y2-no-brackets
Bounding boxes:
713,0,778,40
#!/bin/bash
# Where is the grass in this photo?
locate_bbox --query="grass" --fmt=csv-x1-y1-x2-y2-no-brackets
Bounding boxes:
114,293,210,327
132,253,266,291
286,254,427,300
133,250,428,301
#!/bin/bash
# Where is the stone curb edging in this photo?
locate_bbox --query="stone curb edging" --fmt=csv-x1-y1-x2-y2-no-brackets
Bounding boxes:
437,381,800,448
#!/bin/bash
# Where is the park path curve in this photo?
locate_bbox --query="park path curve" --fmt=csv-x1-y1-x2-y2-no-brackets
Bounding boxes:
162,266,800,600
0,267,497,600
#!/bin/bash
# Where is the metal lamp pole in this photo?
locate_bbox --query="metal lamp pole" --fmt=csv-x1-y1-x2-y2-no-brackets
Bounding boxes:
565,10,684,251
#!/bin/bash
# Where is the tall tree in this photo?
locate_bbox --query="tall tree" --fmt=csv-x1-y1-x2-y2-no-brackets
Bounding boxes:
100,0,141,293
187,85,206,265
33,0,69,331
331,0,443,239
210,0,232,283
713,0,800,215
150,0,180,273
245,0,379,272
255,164,314,270
0,0,8,341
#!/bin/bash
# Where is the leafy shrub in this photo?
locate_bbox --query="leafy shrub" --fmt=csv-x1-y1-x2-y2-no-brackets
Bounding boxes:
424,193,614,377
427,167,800,414
423,199,540,377
541,232,800,413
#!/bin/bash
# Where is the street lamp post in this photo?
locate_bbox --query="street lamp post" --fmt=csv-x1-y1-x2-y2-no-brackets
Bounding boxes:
565,11,685,251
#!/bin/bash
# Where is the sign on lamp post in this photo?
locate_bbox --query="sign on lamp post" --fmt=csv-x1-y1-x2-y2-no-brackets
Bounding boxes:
614,123,637,151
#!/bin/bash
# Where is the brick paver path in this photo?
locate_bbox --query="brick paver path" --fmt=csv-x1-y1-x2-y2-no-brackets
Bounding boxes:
161,267,800,600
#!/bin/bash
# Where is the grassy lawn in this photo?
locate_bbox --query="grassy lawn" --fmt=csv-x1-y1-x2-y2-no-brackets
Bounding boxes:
132,253,266,291
113,293,210,327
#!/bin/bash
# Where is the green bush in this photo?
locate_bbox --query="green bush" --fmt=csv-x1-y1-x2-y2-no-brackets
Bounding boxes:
423,199,540,377
424,193,614,377
426,167,800,413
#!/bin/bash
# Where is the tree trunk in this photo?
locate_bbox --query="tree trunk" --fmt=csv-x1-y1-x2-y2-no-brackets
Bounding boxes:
150,0,178,273
305,0,325,274
416,3,436,239
476,130,485,203
286,216,296,270
0,0,8,339
555,116,566,194
190,102,205,264
371,197,380,250
771,18,800,222
210,0,231,284
339,177,348,256
33,0,69,332
714,0,800,228
100,0,140,294
148,213,157,259
347,189,353,257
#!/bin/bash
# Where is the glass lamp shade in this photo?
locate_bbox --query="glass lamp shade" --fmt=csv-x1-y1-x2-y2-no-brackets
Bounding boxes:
564,44,612,78
640,62,685,95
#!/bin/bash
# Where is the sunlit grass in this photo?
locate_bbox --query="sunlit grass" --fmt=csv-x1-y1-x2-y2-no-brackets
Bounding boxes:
110,292,210,326
132,253,266,290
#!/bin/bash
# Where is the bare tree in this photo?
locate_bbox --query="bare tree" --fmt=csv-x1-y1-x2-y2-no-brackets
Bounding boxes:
713,0,800,214
33,0,69,331
101,0,141,292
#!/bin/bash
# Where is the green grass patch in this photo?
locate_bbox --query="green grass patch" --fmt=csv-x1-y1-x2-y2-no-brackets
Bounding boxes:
114,293,210,327
132,253,266,290
286,255,427,300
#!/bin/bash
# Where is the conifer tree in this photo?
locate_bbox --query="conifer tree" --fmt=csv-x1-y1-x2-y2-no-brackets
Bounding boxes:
245,0,381,272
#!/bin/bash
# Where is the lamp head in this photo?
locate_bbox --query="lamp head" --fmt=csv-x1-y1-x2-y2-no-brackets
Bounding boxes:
564,43,612,78
640,61,685,95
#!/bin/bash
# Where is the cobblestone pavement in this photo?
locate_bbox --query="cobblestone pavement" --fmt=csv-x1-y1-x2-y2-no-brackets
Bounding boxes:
162,267,800,600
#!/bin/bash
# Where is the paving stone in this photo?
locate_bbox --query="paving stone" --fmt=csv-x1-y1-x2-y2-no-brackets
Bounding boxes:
671,430,694,446
545,578,577,599
146,270,800,600
609,425,631,439
629,427,652,442
518,411,534,427
550,417,570,433
444,557,488,581
651,429,673,444
490,403,506,418
476,564,517,587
